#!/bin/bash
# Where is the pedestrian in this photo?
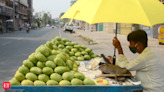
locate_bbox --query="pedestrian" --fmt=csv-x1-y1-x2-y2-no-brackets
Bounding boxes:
106,30,164,92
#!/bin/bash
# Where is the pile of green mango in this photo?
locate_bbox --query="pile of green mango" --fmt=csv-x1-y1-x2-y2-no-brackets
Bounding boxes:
9,36,96,86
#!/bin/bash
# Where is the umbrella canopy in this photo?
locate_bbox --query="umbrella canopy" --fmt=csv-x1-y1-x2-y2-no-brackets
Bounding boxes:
61,0,164,65
61,0,164,27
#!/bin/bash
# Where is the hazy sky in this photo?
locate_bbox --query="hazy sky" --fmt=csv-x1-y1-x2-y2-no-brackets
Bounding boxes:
33,0,71,19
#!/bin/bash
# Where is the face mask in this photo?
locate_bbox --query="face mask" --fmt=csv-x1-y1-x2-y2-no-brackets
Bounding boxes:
129,43,139,53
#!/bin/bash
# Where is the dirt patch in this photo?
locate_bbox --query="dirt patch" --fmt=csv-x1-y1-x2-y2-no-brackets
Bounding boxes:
72,34,98,46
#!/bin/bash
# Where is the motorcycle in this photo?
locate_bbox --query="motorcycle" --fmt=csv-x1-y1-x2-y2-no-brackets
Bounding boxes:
26,27,30,33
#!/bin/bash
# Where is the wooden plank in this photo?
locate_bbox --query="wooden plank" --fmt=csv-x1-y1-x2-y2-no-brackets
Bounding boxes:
97,74,133,77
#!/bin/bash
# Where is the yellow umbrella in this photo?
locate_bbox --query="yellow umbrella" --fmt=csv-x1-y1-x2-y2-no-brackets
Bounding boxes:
61,0,164,27
60,0,164,64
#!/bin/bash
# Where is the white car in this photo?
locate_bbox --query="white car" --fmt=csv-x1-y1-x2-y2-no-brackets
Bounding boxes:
46,24,50,27
64,23,74,33
73,25,80,29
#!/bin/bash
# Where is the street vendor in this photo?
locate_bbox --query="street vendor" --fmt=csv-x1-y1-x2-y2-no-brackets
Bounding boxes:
107,30,164,92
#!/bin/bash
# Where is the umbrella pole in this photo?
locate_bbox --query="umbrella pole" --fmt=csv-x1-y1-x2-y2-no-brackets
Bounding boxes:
113,23,118,65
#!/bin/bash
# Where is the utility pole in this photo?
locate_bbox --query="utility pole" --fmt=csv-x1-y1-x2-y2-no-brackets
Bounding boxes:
13,0,15,30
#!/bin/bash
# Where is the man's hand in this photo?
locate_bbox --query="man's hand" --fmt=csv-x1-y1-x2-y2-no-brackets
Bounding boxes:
113,37,121,49
103,56,113,64
113,37,124,55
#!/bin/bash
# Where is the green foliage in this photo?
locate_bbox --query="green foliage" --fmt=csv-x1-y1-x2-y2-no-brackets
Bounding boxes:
42,13,51,24
33,19,40,27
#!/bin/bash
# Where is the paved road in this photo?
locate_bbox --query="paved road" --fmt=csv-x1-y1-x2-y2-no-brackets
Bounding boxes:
0,27,83,91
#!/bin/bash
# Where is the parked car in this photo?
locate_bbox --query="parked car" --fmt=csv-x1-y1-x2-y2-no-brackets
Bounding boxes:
73,25,80,29
64,22,74,33
46,24,50,27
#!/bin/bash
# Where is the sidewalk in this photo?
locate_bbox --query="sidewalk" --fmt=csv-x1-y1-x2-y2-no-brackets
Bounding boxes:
74,29,164,67
75,29,164,49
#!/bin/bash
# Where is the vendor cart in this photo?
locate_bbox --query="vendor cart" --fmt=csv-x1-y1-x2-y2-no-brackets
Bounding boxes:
5,59,143,92
5,85,143,92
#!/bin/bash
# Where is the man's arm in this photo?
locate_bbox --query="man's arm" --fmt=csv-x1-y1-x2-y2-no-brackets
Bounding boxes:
117,54,146,71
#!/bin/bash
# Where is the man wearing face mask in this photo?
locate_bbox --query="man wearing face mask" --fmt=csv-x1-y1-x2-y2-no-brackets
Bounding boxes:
107,30,164,92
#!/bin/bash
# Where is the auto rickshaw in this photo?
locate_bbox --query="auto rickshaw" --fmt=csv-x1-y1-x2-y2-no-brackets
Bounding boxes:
6,19,14,33
159,26,164,45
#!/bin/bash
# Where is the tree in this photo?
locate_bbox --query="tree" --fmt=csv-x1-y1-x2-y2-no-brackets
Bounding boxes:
52,19,55,25
59,12,65,18
33,18,40,27
42,13,49,25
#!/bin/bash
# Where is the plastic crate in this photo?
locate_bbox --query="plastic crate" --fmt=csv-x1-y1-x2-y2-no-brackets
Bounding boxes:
5,85,143,92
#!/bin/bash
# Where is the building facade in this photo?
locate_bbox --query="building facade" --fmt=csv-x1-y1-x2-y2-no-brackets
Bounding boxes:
15,0,28,30
0,0,13,28
27,0,33,25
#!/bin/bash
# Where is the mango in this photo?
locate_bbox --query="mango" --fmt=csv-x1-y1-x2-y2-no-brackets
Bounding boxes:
74,45,80,49
28,53,37,64
71,48,78,53
47,80,58,85
9,78,20,85
21,80,34,85
59,80,71,85
85,48,92,53
51,50,58,55
47,55,56,61
38,74,50,82
18,66,29,75
30,67,42,75
42,67,54,75
75,52,81,57
55,36,61,41
39,46,49,57
54,66,68,74
70,70,76,75
66,60,73,70
53,45,58,50
84,55,91,60
34,80,46,85
14,72,25,81
23,60,34,68
83,78,95,85
56,54,66,62
37,61,45,69
71,78,83,85
50,73,62,82
35,52,47,62
45,61,56,69
62,72,74,81
74,72,85,80
65,42,71,46
25,73,38,81
66,46,72,50
81,51,88,55
91,54,97,58
81,45,87,49
75,62,80,66
58,44,65,49
54,57,66,66
77,57,84,61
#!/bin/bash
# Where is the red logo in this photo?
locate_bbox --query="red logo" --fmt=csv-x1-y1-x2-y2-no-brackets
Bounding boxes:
3,82,10,89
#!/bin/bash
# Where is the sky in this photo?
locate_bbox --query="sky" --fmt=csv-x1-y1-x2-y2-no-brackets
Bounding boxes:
33,0,71,19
